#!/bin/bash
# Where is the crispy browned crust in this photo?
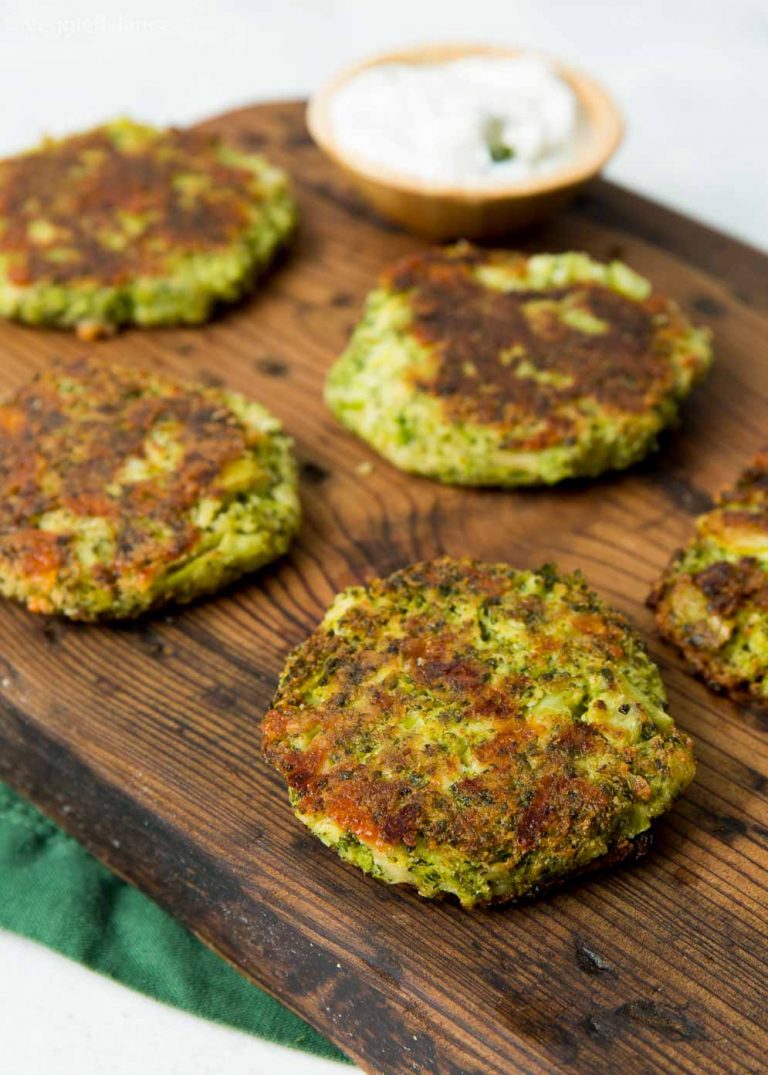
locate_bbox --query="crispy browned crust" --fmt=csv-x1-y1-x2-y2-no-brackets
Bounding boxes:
650,449,768,709
523,829,654,904
651,567,768,707
0,127,258,285
263,558,690,874
0,356,249,593
381,245,696,449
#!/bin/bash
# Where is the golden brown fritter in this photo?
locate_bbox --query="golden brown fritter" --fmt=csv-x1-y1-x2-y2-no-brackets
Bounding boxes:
0,119,296,335
263,558,695,907
0,356,299,619
326,245,713,486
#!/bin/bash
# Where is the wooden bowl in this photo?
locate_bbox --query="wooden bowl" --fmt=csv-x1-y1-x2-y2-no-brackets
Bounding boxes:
307,43,624,239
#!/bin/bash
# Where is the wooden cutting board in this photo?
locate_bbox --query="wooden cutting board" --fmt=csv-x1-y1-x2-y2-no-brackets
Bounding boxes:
0,101,766,1075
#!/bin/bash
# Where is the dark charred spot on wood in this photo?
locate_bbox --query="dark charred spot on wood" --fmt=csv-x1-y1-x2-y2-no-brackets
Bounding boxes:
330,977,444,1074
619,999,706,1040
654,471,714,515
244,823,266,846
495,991,579,1062
349,536,407,577
741,701,768,732
197,368,225,388
582,1011,618,1041
691,294,726,317
254,355,290,377
39,619,63,643
734,286,757,307
278,110,304,132
308,179,404,233
330,291,355,308
282,961,334,998
0,655,17,684
133,626,169,660
316,873,353,903
713,813,748,841
282,129,314,150
574,935,615,976
672,864,695,885
300,460,330,484
93,673,118,695
744,766,766,793
290,830,319,854
363,945,404,986
584,999,705,1043
484,967,512,992
201,682,237,711
235,130,267,151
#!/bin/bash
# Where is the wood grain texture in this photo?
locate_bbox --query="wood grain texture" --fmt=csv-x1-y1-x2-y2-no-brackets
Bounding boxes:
0,101,766,1075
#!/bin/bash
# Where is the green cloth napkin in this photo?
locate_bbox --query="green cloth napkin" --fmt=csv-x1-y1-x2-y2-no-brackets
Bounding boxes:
0,781,348,1064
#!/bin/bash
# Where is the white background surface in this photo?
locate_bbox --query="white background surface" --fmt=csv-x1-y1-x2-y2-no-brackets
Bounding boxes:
1,2,766,1074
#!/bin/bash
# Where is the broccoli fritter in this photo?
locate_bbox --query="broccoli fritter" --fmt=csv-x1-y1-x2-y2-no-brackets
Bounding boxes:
263,558,695,908
325,244,712,486
651,448,768,707
0,119,296,337
0,356,300,619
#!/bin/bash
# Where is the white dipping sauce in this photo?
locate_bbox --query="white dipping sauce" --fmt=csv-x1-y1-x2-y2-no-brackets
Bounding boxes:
328,55,580,187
